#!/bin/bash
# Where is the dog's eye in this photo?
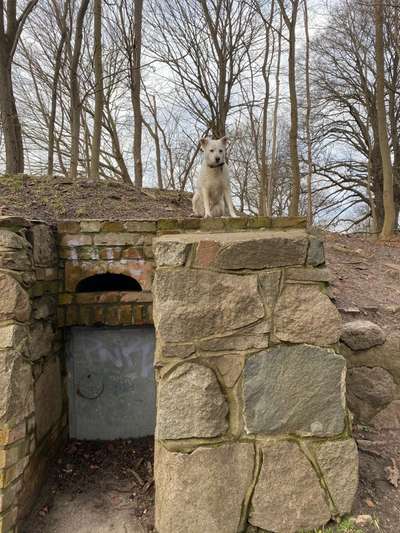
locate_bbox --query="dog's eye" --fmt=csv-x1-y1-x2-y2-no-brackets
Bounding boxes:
219,149,223,153
210,149,214,153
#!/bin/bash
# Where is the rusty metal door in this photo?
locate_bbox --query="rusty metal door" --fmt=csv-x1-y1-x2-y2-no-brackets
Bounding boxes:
66,326,156,440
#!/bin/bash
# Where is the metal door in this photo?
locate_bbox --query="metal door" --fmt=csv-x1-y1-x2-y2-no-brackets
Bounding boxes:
66,326,156,440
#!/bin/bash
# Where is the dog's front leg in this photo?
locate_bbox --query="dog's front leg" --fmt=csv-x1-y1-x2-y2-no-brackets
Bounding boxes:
202,188,212,218
224,188,238,218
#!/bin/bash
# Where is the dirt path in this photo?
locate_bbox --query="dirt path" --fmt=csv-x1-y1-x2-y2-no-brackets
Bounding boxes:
22,438,155,533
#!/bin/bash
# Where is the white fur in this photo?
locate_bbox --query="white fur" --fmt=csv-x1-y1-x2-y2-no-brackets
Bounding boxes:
192,137,237,218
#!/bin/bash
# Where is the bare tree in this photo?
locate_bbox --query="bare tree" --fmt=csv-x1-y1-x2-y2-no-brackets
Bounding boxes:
375,0,395,238
303,0,313,225
278,0,301,216
0,0,38,173
89,0,104,180
69,0,90,179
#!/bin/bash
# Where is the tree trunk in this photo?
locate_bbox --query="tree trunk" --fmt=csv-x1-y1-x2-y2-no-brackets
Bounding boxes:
89,0,104,181
133,0,143,187
0,54,24,173
267,11,282,217
375,0,395,238
303,0,313,226
69,0,90,180
0,0,39,174
279,0,301,217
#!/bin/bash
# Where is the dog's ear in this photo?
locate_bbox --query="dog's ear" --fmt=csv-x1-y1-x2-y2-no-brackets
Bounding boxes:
221,136,229,145
200,138,208,151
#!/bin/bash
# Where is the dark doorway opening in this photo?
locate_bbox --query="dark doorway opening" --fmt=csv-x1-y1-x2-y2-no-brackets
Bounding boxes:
76,273,142,292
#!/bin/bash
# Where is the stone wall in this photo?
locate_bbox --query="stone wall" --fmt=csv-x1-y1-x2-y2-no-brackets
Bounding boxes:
152,227,359,533
57,216,294,328
340,321,400,429
0,217,65,532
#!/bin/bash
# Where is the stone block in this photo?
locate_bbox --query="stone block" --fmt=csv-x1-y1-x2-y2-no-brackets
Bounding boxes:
28,322,55,361
214,356,244,388
80,220,102,232
155,443,254,533
199,218,225,232
246,216,272,229
0,352,33,425
0,231,27,250
0,273,30,322
0,250,32,271
214,231,308,270
249,441,331,532
0,423,26,446
98,247,121,260
0,506,17,531
346,366,396,423
0,480,21,513
125,220,157,232
258,270,281,321
243,345,346,436
154,241,190,267
154,269,264,342
57,221,80,233
311,439,358,514
34,357,63,443
30,225,57,266
59,234,92,247
93,233,143,246
198,321,269,353
285,266,331,283
0,457,28,488
341,320,386,351
0,439,28,468
307,237,325,266
193,240,220,268
157,342,196,359
0,326,26,350
271,216,307,229
274,284,342,345
101,221,125,232
371,400,400,429
156,363,228,439
341,332,400,385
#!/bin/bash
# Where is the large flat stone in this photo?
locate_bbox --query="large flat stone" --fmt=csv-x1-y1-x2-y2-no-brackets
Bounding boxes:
249,441,331,532
214,231,308,270
153,269,264,342
243,345,346,436
0,273,31,322
156,363,228,439
155,443,254,533
311,439,358,514
346,366,396,423
274,284,342,345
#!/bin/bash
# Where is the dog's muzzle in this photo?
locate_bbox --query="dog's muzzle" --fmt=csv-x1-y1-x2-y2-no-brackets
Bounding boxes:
209,162,225,168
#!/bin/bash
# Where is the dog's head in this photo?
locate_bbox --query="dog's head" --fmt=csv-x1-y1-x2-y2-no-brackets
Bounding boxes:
200,137,228,168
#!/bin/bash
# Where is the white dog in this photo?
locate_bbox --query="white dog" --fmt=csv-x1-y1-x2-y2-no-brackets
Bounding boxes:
192,137,237,218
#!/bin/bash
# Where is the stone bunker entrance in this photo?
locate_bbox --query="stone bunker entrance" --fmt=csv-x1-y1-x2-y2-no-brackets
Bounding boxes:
0,215,359,533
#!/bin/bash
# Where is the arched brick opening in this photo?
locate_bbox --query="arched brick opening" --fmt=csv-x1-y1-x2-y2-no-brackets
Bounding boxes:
76,272,143,292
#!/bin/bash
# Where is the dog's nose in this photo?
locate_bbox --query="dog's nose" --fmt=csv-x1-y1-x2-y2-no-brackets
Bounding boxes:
216,157,220,162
